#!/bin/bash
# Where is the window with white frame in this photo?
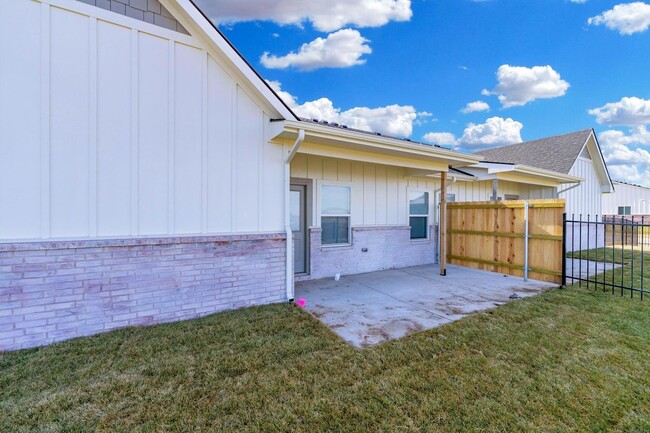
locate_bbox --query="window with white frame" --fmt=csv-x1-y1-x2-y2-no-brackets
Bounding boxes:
446,193,456,203
321,185,351,245
409,191,429,240
618,206,631,216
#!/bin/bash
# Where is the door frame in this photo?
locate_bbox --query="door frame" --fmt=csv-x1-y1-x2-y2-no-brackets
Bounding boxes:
290,178,313,276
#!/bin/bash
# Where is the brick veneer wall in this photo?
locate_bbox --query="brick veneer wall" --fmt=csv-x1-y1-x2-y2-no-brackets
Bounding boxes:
297,225,438,281
76,0,190,34
0,234,286,351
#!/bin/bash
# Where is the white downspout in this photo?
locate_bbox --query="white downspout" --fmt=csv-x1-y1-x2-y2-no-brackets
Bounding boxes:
284,129,305,301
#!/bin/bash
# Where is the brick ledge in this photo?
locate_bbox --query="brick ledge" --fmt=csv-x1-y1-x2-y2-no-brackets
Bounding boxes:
0,232,286,252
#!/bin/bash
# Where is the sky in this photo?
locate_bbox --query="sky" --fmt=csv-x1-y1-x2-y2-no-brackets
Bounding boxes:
194,0,650,185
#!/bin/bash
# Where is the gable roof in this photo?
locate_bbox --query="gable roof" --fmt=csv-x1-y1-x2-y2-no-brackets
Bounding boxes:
474,129,593,174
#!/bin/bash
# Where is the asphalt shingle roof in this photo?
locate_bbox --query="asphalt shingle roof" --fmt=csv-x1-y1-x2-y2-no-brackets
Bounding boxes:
474,129,593,174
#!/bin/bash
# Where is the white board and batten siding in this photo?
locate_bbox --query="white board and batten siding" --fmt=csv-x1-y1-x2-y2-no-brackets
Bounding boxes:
602,182,650,215
291,154,411,228
0,0,285,242
560,156,602,218
290,154,558,228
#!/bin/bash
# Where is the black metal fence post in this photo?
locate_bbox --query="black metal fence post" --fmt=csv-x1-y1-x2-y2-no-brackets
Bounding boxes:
562,213,567,287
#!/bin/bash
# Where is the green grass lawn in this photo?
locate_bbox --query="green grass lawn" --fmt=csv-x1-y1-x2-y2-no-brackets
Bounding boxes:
2,287,650,432
569,246,650,297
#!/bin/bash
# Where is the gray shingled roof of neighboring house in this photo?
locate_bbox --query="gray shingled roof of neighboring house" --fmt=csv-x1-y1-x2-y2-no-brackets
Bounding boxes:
474,129,593,174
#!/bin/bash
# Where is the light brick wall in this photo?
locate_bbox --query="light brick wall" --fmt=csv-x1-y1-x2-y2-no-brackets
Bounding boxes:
297,225,438,281
0,234,286,351
76,0,190,34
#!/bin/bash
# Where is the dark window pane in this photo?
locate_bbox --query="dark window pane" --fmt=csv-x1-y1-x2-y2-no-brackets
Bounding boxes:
322,216,350,245
410,216,427,239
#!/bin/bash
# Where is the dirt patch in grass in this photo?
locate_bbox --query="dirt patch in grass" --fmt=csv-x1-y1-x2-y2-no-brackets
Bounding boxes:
2,288,650,432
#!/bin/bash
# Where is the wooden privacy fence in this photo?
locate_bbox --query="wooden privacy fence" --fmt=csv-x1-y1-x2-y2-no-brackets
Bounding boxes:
447,199,565,284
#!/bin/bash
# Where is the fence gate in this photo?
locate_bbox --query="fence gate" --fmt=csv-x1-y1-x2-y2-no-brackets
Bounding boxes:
447,199,565,284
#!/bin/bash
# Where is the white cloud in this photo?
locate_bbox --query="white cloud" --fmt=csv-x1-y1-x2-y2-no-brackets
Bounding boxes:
459,117,523,150
339,106,418,137
588,97,650,126
599,126,650,184
268,81,421,137
196,0,412,32
422,132,458,146
422,117,523,151
414,111,436,126
260,29,371,71
483,65,570,108
461,100,490,114
588,2,650,35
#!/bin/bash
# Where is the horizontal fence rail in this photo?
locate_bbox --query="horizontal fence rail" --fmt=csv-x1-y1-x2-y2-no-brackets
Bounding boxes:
563,214,650,300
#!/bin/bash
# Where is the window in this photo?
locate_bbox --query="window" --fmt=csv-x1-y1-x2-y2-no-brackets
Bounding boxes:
409,191,429,240
446,193,456,203
321,185,351,245
504,194,520,200
618,206,632,216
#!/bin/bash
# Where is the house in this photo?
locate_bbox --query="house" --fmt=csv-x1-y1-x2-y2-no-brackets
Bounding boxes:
410,130,614,220
0,0,485,350
473,129,614,218
603,181,650,216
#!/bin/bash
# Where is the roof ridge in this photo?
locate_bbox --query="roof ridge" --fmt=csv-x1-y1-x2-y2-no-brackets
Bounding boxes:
473,128,593,155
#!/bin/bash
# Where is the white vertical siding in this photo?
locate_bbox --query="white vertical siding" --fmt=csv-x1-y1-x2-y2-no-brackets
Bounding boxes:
0,0,284,241
602,182,650,215
97,20,132,236
206,55,234,234
292,154,438,227
0,0,42,240
562,157,602,218
446,180,556,202
138,32,170,235
173,42,203,234
49,7,91,238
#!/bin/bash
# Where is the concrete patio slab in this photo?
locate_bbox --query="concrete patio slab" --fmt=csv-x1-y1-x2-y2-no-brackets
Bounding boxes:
565,258,622,283
295,264,557,348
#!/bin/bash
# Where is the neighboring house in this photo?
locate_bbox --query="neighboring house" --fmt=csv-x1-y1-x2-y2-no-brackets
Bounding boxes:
603,181,650,216
474,129,614,218
471,129,614,251
0,0,483,350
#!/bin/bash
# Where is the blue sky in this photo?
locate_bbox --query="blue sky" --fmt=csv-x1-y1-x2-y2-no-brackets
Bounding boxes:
196,0,650,184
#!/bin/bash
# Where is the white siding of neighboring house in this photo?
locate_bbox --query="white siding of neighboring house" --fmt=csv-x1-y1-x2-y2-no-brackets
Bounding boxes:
602,182,650,215
0,0,285,241
560,157,602,218
448,180,557,202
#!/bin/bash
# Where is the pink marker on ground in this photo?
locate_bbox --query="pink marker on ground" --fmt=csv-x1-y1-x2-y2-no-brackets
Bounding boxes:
295,298,306,307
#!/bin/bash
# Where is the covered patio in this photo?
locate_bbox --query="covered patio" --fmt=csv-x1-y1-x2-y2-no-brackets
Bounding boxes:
295,264,556,347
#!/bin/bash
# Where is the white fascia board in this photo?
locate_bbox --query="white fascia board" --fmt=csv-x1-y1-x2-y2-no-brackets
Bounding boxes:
513,165,583,184
170,0,298,120
283,120,484,166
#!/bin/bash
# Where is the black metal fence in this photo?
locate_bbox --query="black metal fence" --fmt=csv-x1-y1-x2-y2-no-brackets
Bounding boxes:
562,214,650,299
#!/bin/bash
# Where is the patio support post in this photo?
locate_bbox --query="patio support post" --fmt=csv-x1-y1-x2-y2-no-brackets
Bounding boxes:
440,171,447,276
492,178,498,201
